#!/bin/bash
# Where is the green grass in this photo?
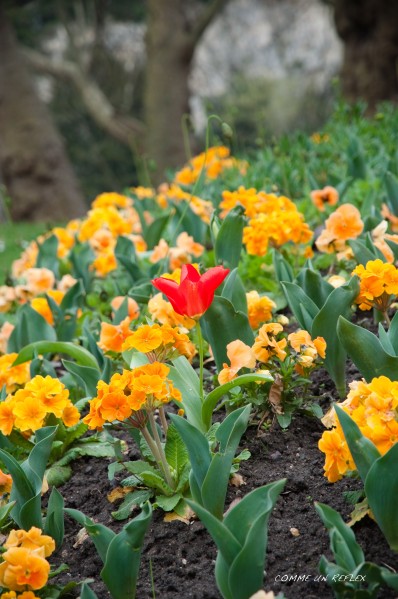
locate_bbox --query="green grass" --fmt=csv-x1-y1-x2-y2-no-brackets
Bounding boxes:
0,222,52,284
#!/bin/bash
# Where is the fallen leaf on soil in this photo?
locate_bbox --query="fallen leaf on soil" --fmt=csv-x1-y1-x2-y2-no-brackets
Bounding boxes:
230,473,246,487
348,498,372,526
268,374,284,414
290,527,300,537
41,476,49,495
73,528,89,548
321,406,335,428
107,486,133,503
164,507,195,524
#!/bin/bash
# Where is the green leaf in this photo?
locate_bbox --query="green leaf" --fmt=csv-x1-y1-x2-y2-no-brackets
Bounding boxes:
168,355,202,431
297,268,334,309
186,499,241,565
144,214,170,249
139,471,173,495
365,442,398,552
200,296,254,371
112,490,153,521
168,414,211,501
165,424,189,477
315,502,365,570
312,278,359,396
8,305,57,353
273,249,294,285
221,269,248,314
14,341,100,370
155,493,182,512
335,406,381,482
101,502,152,599
280,282,318,330
337,316,398,381
387,310,398,354
377,323,395,355
36,234,60,277
202,372,273,430
46,465,72,487
385,170,398,215
215,206,245,270
62,360,100,397
348,238,380,265
64,508,116,563
115,236,143,282
44,487,64,547
80,583,99,599
0,501,16,527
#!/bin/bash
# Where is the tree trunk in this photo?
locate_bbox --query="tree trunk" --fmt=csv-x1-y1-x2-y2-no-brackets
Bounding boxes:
333,0,398,110
0,3,86,221
144,0,194,182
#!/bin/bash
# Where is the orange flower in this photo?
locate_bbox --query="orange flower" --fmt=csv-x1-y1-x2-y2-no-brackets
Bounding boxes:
218,340,256,385
0,400,16,436
318,428,355,483
252,323,287,363
12,398,47,432
0,547,50,591
124,324,163,353
98,317,134,353
23,268,55,296
30,290,64,326
5,528,55,558
99,392,132,422
0,469,12,494
310,186,339,212
246,291,275,329
110,296,140,320
61,405,80,427
0,355,30,393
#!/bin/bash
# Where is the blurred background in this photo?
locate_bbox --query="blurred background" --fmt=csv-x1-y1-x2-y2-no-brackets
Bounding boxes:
0,0,397,221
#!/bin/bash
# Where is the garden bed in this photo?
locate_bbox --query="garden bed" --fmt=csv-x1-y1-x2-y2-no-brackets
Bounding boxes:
53,363,397,599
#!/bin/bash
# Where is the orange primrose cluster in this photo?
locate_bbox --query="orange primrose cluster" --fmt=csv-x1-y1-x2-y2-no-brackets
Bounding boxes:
121,323,196,362
319,376,398,482
218,324,326,385
0,375,79,436
219,186,313,257
83,362,182,430
352,259,398,312
174,145,247,187
0,527,55,595
0,354,31,393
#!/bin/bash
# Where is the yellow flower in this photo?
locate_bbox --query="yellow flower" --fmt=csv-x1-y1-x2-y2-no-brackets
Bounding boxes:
0,547,50,591
5,528,55,558
0,355,31,393
218,340,256,385
318,428,355,483
123,325,163,353
246,291,276,329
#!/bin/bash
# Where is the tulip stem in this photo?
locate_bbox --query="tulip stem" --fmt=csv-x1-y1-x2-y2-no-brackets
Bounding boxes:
197,323,205,403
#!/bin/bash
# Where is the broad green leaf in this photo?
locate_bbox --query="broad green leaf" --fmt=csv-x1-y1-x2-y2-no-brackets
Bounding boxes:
280,282,318,329
8,305,57,353
348,238,380,265
200,296,254,371
80,583,99,599
101,502,152,599
36,234,59,276
168,356,202,431
297,268,334,309
144,214,170,249
0,501,16,527
202,372,273,431
312,278,359,396
139,471,173,495
168,414,211,497
186,499,241,565
112,490,152,521
347,135,367,180
59,280,84,312
46,465,72,487
222,269,248,314
154,493,182,512
44,487,64,547
377,323,395,355
14,341,100,370
64,508,116,563
365,443,398,552
115,235,143,282
385,170,398,215
315,502,365,570
62,360,100,397
337,316,398,381
335,406,381,482
69,243,94,290
215,206,245,270
273,249,294,285
215,405,251,454
165,424,189,477
387,310,398,354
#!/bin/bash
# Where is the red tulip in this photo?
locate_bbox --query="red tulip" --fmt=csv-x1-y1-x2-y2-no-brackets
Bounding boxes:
152,264,230,318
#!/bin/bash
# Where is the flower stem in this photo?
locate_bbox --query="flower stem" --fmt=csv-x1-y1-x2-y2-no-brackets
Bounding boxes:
148,411,175,490
158,405,168,435
384,310,391,327
196,322,205,403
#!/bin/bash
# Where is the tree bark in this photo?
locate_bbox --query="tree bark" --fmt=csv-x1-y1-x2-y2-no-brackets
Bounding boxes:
144,0,229,182
0,3,86,221
333,0,398,110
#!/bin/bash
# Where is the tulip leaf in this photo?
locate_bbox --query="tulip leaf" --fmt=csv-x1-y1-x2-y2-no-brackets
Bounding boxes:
202,372,273,430
385,170,398,215
7,305,57,353
100,502,152,599
200,296,254,371
312,278,359,396
377,323,395,355
215,206,245,270
337,316,398,381
144,214,171,250
80,583,99,599
296,268,334,309
44,487,64,548
335,406,381,483
222,268,248,314
168,356,202,431
387,310,398,354
315,502,365,569
65,508,116,563
13,341,100,370
36,234,59,276
273,249,294,284
365,442,398,552
280,282,318,329
348,238,380,265
62,360,100,397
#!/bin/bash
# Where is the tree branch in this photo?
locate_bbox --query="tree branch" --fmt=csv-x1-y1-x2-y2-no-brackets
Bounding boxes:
24,47,145,147
190,0,230,48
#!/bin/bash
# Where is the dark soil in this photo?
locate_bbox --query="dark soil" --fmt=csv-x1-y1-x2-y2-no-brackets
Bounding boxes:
52,359,398,599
